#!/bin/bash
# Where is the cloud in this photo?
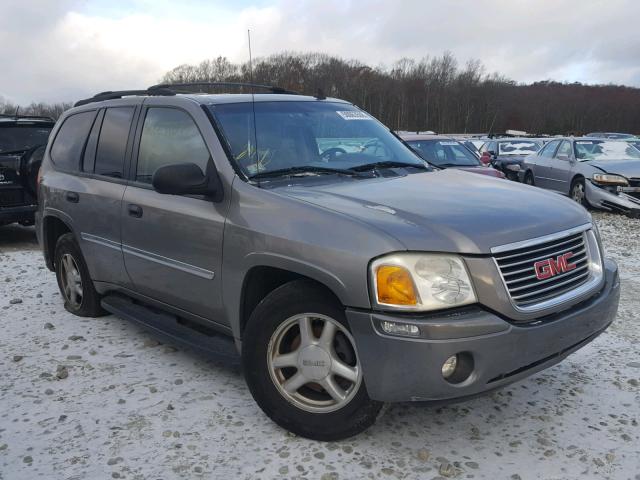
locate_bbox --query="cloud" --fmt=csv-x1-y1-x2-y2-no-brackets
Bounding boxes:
2,0,640,104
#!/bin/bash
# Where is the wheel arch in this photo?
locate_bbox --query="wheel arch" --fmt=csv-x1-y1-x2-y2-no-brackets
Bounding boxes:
238,262,347,339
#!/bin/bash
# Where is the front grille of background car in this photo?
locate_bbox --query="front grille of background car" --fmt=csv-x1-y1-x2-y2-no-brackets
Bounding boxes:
628,178,640,200
0,188,25,207
494,231,591,308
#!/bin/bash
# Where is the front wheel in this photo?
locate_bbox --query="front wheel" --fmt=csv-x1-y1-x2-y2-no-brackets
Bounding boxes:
242,280,382,440
570,178,589,207
524,171,535,186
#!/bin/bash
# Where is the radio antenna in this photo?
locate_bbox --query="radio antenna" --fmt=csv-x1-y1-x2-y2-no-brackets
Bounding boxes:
247,29,260,180
248,29,254,85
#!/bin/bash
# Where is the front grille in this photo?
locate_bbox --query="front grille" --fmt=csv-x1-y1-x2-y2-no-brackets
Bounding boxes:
0,188,25,207
494,231,591,308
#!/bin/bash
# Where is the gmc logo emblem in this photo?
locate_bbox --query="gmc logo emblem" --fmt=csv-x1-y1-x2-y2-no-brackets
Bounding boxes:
534,252,577,280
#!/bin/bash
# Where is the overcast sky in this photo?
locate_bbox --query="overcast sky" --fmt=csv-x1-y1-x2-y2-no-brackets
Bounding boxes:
2,0,639,104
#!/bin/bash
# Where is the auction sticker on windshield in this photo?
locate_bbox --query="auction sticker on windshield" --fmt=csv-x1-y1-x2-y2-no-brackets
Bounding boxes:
337,111,371,120
439,141,459,146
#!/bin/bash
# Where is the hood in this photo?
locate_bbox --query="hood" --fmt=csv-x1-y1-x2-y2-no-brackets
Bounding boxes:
588,160,640,178
455,166,504,177
274,170,590,254
495,154,527,163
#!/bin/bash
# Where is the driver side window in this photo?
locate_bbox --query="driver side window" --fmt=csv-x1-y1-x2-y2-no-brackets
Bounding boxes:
554,141,572,160
136,108,210,184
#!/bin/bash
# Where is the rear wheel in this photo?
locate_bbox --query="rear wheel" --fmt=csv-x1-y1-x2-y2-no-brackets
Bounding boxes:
570,178,589,207
242,280,382,440
54,233,106,317
524,171,535,186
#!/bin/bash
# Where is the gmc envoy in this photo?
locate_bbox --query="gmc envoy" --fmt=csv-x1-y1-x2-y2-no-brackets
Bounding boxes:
36,83,620,440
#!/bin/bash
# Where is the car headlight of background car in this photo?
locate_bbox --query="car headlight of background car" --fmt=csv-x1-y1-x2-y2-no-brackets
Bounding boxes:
370,253,477,312
592,173,629,187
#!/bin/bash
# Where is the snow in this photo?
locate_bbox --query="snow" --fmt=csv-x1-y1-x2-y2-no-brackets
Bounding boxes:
1,214,639,479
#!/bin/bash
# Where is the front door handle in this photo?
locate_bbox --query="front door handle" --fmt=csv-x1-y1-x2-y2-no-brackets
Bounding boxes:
65,191,79,203
127,204,143,218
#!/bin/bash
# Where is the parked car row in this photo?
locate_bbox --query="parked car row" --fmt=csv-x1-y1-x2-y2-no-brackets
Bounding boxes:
30,82,621,440
515,138,640,217
399,133,505,178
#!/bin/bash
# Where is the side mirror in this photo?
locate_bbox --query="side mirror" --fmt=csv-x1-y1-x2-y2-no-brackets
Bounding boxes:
152,163,221,199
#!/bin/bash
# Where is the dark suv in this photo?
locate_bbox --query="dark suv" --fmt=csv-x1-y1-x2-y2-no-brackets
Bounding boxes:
0,113,54,226
36,84,620,440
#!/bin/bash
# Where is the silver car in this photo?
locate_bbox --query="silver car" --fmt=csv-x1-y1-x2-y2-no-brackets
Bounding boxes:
520,137,640,216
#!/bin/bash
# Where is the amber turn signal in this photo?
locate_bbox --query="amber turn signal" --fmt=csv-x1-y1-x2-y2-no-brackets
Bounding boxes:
376,265,418,306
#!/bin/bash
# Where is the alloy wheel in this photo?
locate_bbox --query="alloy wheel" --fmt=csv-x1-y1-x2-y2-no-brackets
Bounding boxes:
267,313,362,413
60,253,83,308
572,182,585,204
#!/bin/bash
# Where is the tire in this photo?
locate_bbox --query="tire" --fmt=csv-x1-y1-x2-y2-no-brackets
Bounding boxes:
242,279,382,441
524,171,535,186
570,178,589,207
54,233,107,317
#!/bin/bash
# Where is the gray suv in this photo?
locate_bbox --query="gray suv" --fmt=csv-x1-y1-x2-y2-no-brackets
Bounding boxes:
36,83,620,440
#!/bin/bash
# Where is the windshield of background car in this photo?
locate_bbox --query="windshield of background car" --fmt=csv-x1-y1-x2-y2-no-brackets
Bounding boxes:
208,101,425,176
574,140,640,161
407,140,480,167
497,140,541,155
627,140,640,151
0,125,52,153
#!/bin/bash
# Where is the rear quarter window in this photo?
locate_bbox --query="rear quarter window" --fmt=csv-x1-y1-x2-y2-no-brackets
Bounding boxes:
50,111,97,171
94,107,135,178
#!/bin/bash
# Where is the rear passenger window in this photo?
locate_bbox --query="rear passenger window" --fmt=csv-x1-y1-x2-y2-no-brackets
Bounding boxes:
50,111,97,171
94,107,135,178
136,108,210,184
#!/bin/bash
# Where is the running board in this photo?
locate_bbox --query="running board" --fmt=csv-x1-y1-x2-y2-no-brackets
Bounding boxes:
101,294,240,365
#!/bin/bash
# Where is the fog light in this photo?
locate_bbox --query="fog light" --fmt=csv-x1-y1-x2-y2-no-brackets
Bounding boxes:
442,355,458,379
380,320,420,337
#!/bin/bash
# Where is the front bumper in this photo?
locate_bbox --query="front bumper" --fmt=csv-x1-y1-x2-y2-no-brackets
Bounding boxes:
586,181,640,217
347,258,620,402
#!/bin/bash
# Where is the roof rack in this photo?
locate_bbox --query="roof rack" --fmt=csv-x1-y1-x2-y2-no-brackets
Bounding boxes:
73,82,300,108
74,88,176,107
0,113,55,122
147,82,300,95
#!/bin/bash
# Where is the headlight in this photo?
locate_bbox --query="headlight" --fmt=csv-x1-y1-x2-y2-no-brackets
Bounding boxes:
370,253,477,311
592,173,628,186
506,164,521,171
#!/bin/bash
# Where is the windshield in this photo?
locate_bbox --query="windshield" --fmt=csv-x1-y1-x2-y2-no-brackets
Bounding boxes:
208,101,425,177
574,140,640,161
407,140,480,167
498,140,541,155
0,125,52,154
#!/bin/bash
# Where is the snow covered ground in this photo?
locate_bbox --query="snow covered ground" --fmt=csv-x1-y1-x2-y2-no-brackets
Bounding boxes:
0,213,638,480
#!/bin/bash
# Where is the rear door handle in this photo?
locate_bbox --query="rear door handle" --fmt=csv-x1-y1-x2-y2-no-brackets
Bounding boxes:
127,204,143,218
65,191,79,203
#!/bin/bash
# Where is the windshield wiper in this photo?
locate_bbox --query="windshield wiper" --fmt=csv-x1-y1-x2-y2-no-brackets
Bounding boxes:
349,161,429,172
250,165,363,180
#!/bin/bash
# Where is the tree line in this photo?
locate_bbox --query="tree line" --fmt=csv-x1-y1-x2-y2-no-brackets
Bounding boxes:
161,52,640,135
4,51,640,135
0,97,72,121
